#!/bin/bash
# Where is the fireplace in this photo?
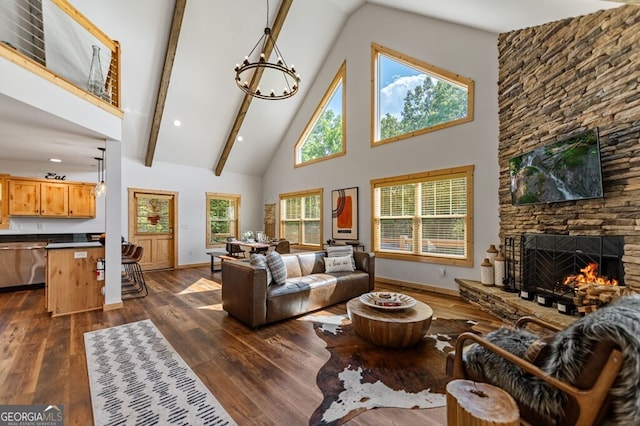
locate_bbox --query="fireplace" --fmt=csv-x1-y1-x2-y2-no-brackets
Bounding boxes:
520,234,625,314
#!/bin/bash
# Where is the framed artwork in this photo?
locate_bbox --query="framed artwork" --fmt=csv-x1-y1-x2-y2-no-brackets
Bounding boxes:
332,187,358,240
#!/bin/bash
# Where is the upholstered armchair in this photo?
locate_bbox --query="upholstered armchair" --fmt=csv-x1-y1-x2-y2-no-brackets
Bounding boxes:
450,295,640,425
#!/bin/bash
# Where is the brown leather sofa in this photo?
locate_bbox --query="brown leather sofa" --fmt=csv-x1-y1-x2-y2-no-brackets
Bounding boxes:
222,250,375,328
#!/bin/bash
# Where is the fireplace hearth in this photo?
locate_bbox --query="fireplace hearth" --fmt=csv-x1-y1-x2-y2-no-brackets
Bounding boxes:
520,234,625,314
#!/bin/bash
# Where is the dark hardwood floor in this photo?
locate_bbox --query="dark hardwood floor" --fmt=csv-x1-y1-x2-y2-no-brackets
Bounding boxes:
0,265,504,425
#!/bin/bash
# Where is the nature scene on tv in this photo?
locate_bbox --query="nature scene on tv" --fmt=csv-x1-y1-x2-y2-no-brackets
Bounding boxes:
509,130,603,205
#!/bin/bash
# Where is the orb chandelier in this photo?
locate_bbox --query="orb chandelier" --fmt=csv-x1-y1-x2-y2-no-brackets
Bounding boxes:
234,0,300,100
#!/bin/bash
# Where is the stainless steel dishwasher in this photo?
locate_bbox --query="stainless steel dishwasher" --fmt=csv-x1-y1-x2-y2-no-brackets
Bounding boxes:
0,242,47,288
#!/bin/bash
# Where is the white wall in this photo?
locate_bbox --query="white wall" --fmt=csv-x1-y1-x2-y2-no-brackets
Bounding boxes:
263,4,500,291
121,157,262,267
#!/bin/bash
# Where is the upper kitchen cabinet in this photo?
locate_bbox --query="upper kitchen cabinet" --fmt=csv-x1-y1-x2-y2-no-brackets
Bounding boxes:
8,178,95,218
0,174,8,229
8,179,41,216
68,183,96,218
41,181,69,216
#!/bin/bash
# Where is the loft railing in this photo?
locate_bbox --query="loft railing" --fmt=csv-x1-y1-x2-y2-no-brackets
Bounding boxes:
0,0,121,115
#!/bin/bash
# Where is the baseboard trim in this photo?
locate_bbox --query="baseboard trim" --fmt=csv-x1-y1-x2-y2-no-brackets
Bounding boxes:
376,276,459,297
177,262,210,269
103,301,124,311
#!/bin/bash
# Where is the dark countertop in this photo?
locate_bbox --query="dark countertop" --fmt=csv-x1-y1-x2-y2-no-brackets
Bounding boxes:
0,233,103,244
45,242,103,249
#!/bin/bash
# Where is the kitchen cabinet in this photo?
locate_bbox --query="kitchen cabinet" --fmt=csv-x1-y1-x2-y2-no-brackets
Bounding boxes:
8,179,41,216
41,181,69,216
45,243,104,317
0,174,8,229
7,177,95,218
68,184,96,217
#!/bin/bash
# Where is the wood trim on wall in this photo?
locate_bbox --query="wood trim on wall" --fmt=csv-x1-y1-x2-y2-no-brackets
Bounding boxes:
377,276,460,297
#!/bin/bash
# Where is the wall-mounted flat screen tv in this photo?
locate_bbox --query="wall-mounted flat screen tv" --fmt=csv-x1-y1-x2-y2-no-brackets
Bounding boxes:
509,128,604,205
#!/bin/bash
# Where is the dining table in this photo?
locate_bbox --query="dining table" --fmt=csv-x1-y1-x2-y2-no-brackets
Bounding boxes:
228,240,272,254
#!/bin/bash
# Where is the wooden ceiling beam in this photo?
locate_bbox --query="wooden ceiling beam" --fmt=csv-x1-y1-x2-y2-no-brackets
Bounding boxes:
214,0,293,176
145,0,187,167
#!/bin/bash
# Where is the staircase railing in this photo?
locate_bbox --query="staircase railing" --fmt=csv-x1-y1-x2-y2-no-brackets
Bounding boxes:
0,0,121,115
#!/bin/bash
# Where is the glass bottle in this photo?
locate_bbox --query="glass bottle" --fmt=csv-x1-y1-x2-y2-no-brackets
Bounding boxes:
87,45,106,100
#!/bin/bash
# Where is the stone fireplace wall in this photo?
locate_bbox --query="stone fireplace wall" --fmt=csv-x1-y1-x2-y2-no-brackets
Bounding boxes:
498,6,640,292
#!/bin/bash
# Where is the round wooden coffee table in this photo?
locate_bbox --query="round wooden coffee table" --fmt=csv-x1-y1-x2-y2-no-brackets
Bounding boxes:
346,296,433,348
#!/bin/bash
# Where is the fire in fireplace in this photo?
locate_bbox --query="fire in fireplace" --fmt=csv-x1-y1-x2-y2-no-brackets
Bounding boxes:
561,262,623,314
563,262,618,288
520,234,624,315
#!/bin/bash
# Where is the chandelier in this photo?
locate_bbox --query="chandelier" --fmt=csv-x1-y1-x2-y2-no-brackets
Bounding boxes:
94,147,106,197
234,0,300,100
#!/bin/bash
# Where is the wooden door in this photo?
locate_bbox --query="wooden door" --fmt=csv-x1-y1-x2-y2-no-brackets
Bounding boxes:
128,188,177,271
8,179,40,215
41,182,69,217
68,184,96,217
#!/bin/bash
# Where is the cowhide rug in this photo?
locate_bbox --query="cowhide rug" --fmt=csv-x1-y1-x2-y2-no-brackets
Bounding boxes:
305,314,478,426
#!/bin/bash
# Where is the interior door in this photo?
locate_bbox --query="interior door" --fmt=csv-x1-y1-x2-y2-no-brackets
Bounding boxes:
128,188,178,271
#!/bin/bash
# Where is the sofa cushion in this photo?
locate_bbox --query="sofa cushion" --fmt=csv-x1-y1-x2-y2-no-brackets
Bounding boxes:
297,252,324,275
324,255,354,273
266,251,287,285
327,244,355,268
282,254,303,278
250,253,272,285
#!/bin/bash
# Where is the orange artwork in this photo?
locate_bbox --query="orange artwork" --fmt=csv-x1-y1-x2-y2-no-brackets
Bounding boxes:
337,195,352,229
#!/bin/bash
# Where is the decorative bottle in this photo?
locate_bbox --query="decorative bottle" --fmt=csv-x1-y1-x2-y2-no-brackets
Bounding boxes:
87,45,107,100
480,258,495,286
486,244,498,265
494,246,506,288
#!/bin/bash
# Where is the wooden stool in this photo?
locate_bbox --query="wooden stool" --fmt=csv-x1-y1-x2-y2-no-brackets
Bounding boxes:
446,379,519,426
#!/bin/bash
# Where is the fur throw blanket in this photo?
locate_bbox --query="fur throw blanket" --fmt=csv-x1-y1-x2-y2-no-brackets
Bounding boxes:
464,294,640,425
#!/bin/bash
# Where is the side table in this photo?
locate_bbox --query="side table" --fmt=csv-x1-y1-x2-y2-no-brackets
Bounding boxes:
446,379,519,426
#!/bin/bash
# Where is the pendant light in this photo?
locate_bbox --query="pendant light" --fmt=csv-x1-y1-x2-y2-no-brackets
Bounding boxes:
94,147,106,197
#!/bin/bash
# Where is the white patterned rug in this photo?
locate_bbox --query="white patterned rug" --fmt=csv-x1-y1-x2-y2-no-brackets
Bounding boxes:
84,319,236,426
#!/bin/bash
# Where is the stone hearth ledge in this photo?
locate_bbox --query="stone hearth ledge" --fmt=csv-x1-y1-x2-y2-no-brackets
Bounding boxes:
455,278,576,329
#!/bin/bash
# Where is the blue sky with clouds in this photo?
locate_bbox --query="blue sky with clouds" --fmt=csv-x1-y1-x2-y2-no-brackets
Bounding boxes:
324,55,425,118
378,55,426,119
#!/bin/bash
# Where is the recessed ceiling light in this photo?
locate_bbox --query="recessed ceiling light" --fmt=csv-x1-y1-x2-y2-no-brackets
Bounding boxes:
49,158,62,163
173,119,181,127
237,136,243,142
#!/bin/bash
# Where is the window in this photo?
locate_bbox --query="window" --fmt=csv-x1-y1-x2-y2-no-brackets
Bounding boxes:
295,62,346,167
206,192,240,247
279,188,323,249
372,165,474,266
135,194,172,233
371,43,474,146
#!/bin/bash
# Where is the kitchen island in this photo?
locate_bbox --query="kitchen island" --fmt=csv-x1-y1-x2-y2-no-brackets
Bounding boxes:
45,242,105,317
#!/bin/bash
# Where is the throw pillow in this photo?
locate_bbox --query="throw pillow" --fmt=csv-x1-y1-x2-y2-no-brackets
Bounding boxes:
266,251,287,285
324,255,354,273
249,253,272,285
327,244,356,269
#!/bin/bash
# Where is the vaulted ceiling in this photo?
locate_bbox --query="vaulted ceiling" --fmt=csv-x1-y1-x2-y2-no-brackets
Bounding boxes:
0,0,626,175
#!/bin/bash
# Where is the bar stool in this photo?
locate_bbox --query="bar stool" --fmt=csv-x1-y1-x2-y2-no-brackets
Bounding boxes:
122,246,147,298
